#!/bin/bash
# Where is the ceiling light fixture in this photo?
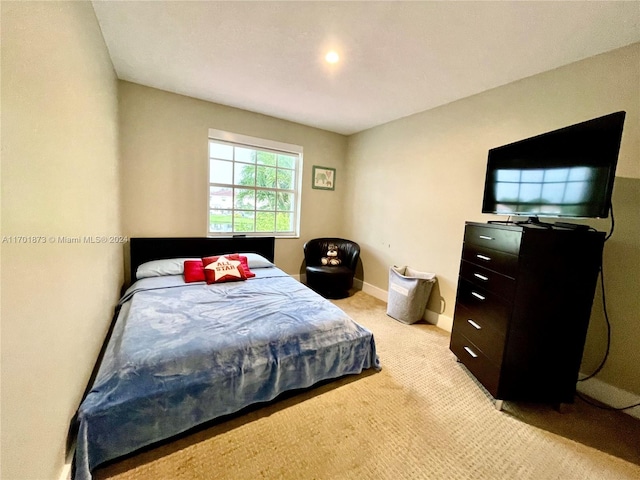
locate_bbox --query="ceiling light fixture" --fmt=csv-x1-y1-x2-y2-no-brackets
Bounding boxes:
325,51,340,64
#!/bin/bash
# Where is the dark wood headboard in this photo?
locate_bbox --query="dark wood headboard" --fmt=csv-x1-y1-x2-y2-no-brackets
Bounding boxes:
129,237,275,284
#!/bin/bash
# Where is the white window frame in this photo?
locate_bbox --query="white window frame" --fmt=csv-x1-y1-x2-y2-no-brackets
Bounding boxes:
207,129,303,238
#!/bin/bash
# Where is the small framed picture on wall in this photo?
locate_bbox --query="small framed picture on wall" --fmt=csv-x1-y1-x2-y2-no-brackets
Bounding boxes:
312,166,336,191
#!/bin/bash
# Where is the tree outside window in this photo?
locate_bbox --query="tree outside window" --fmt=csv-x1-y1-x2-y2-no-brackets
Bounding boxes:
208,132,301,237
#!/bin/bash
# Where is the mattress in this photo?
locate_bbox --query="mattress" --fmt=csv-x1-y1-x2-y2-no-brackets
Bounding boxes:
74,267,378,479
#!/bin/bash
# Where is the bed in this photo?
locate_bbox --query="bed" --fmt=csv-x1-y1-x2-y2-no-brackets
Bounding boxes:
73,237,379,480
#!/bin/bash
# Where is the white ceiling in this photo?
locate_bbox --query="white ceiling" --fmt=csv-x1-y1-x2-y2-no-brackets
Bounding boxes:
92,1,640,135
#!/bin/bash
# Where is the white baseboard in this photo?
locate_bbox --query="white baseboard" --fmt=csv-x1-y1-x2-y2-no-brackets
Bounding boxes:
58,448,74,480
356,278,386,302
58,462,71,480
423,309,453,332
576,376,640,420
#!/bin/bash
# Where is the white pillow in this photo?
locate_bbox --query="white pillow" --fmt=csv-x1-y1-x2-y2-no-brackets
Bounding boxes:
241,253,275,269
136,258,198,279
136,253,274,279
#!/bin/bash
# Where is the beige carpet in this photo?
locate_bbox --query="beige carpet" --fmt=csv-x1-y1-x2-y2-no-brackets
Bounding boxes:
95,291,640,480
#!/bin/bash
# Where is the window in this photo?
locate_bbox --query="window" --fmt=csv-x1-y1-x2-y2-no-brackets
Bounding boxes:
208,129,302,237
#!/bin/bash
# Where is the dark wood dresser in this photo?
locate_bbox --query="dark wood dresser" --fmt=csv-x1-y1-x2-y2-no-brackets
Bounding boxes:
449,221,605,409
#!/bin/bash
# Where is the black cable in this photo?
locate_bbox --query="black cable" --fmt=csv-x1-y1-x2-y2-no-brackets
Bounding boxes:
605,202,615,241
578,204,613,382
578,261,610,382
577,203,640,411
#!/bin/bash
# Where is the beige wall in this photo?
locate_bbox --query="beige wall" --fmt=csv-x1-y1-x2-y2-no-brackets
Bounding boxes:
345,43,640,396
119,81,348,276
1,2,122,479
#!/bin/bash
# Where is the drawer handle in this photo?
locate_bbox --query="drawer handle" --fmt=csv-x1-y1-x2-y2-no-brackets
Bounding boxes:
464,346,478,358
473,273,489,281
471,291,486,301
479,235,494,240
476,254,491,261
467,319,482,330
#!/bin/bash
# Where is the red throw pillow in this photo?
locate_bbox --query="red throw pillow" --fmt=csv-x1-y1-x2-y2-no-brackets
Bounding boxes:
202,253,255,278
183,260,205,283
202,255,249,284
236,254,256,278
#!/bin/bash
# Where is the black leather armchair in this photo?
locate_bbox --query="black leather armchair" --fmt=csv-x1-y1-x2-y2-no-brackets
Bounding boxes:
303,238,360,299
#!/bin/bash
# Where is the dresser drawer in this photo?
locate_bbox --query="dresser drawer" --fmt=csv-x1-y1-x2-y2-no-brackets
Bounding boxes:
462,243,519,278
452,303,506,363
450,331,501,397
456,279,511,333
459,260,516,300
464,224,522,255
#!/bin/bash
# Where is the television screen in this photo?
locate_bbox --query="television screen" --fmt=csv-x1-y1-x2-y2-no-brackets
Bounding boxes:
482,111,625,219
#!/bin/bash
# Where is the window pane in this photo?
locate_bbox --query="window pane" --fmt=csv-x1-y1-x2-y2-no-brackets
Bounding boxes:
521,169,544,183
276,212,293,232
210,186,232,209
541,182,565,203
256,190,276,210
496,169,521,182
277,168,294,189
209,210,232,232
235,147,256,163
235,163,255,186
234,211,254,232
256,212,276,232
495,182,519,202
210,159,233,184
277,154,295,169
256,151,276,166
568,166,593,181
276,192,293,211
520,183,542,202
256,166,277,188
564,182,590,203
544,168,569,182
209,142,233,160
234,188,255,209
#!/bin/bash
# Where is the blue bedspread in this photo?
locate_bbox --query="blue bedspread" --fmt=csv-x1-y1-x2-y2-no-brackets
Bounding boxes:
74,269,379,479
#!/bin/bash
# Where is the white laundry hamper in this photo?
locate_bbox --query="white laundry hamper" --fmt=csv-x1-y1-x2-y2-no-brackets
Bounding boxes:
386,266,436,324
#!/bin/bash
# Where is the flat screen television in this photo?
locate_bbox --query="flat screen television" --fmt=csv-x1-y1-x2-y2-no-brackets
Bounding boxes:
482,111,626,221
